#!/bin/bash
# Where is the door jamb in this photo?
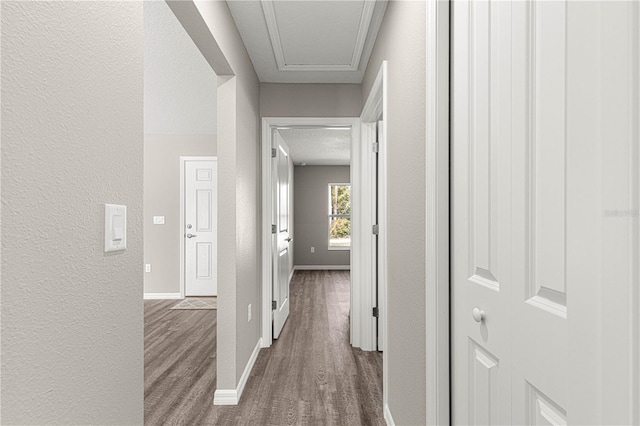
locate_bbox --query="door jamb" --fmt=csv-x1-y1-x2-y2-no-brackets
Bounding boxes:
361,61,389,414
179,155,218,300
425,1,451,424
261,117,361,348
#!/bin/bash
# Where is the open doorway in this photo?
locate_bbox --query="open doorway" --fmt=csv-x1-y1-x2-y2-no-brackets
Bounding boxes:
142,1,218,422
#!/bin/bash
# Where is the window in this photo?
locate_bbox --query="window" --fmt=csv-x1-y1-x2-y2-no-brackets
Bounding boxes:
328,183,351,250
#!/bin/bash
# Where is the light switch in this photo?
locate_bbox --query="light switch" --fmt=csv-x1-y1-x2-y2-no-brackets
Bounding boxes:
153,216,165,225
105,204,127,253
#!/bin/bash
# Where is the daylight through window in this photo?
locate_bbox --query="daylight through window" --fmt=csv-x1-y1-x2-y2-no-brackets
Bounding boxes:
328,184,351,250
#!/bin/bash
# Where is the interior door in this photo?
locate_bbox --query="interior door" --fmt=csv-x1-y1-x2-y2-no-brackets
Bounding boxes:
185,159,217,296
273,134,291,338
452,1,639,424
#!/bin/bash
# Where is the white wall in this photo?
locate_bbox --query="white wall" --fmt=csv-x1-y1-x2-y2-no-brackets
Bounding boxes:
260,83,362,117
362,0,427,424
144,1,217,135
1,2,143,423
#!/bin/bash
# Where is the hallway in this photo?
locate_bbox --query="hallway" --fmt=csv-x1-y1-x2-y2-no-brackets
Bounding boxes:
144,270,384,425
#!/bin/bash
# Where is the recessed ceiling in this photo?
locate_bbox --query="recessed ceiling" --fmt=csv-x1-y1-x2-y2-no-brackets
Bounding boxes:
227,0,388,83
277,128,351,166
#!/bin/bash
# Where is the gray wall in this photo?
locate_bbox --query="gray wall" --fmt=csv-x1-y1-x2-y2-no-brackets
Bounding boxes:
190,1,262,390
144,1,217,135
144,135,217,294
362,0,427,423
294,166,351,267
1,1,143,424
260,83,362,117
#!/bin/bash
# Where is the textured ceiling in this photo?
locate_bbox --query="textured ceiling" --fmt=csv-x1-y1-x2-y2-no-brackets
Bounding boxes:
277,128,351,165
227,0,388,83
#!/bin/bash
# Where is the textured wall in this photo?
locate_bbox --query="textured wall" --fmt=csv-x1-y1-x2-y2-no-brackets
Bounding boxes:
1,1,143,424
144,134,217,295
362,0,427,424
294,166,351,267
144,1,217,135
260,83,362,117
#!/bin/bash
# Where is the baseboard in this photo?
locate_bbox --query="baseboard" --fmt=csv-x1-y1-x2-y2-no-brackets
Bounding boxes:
213,338,262,406
143,292,182,300
294,265,351,271
384,404,395,426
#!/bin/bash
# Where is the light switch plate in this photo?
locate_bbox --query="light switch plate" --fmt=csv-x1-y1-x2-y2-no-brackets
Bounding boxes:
153,216,165,225
105,204,127,253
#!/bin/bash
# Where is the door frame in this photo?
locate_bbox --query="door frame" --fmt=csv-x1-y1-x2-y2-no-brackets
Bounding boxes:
425,1,451,425
261,117,362,348
179,155,218,299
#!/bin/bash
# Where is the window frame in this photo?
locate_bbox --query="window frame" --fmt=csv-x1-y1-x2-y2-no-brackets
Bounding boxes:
327,183,351,251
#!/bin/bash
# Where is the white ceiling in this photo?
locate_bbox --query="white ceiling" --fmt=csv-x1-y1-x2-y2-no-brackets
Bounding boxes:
277,128,351,165
227,0,388,83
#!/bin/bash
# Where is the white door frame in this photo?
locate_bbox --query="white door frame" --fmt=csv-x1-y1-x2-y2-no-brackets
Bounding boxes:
360,61,390,418
179,155,218,299
425,1,451,425
261,117,363,348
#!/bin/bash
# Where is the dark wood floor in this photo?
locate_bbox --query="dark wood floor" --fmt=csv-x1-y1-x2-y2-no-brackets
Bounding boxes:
144,270,384,425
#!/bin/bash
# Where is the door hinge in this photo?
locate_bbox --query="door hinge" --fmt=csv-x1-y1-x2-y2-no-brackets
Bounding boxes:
372,142,379,153
372,224,380,235
272,224,277,234
272,300,277,310
373,307,379,318
272,148,277,158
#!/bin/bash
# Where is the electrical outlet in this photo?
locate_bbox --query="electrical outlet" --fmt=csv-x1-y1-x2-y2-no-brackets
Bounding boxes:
311,246,315,253
145,264,151,273
248,304,252,322
153,216,165,225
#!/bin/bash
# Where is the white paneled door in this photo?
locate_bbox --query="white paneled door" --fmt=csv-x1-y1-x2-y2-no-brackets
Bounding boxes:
185,159,217,297
452,1,639,424
273,135,291,338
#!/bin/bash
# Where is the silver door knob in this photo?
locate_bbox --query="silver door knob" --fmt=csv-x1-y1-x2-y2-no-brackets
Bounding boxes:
472,307,485,323
186,233,197,238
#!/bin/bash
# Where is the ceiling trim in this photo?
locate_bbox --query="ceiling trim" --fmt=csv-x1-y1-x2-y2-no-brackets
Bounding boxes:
260,0,376,72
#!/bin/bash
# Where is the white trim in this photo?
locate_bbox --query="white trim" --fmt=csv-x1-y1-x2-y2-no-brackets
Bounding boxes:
262,117,360,349
360,62,388,406
179,156,218,300
213,338,262,405
260,0,375,72
143,293,182,300
288,267,295,284
294,265,350,271
383,404,395,426
425,2,450,425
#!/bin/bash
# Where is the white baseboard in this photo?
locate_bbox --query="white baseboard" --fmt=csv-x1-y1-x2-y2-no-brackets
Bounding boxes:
213,338,262,405
294,265,351,271
144,292,182,300
384,404,395,426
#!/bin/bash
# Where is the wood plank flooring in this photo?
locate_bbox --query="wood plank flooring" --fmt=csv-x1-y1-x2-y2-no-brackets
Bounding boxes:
144,270,384,425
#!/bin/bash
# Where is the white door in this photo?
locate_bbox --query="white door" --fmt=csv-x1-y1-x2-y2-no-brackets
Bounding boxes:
273,135,291,338
184,159,217,297
452,1,639,424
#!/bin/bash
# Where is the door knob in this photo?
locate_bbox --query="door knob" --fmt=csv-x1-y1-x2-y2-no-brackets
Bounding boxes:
472,307,485,323
285,237,292,242
186,233,197,239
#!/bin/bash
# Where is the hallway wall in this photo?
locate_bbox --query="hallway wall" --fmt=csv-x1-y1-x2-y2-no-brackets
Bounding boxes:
294,166,351,267
362,0,427,424
260,83,362,118
187,0,262,391
1,1,143,423
144,134,217,295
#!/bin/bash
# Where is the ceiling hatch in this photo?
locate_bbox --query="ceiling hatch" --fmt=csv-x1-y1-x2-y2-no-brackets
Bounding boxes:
262,0,375,72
